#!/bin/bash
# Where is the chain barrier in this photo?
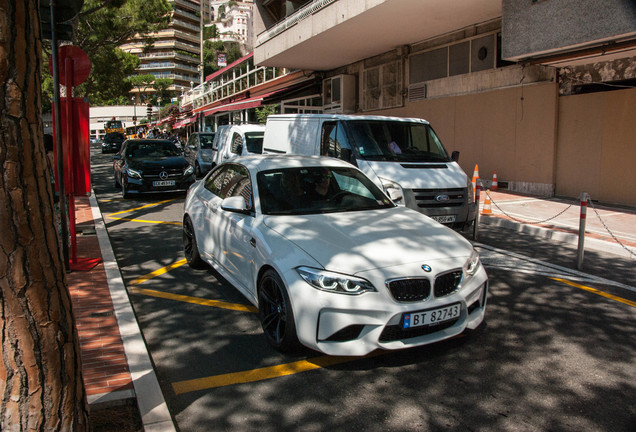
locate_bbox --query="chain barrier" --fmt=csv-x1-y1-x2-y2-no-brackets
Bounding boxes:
485,189,574,225
587,197,636,259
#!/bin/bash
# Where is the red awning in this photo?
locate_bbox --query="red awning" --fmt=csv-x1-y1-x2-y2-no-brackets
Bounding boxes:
173,116,196,129
200,97,264,116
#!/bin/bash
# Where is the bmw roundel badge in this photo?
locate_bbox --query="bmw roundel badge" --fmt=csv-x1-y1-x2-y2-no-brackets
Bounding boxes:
421,264,432,272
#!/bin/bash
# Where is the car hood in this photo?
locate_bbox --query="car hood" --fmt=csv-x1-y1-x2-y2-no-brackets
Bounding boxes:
262,206,473,274
128,156,188,170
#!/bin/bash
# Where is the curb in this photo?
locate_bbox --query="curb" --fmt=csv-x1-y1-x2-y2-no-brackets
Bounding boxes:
89,193,176,432
479,215,635,260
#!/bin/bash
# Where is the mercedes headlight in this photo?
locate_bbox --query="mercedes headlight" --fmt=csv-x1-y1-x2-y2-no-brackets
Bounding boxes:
296,267,376,295
184,165,194,176
127,168,142,179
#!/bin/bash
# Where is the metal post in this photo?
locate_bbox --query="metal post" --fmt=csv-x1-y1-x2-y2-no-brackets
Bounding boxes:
49,0,70,271
577,192,588,270
473,187,481,240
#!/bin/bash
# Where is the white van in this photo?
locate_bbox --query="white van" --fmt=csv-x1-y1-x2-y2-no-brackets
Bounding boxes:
212,124,266,167
262,114,476,229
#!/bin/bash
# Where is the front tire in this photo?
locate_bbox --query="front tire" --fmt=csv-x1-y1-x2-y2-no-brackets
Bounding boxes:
183,216,207,269
121,179,130,199
258,269,299,352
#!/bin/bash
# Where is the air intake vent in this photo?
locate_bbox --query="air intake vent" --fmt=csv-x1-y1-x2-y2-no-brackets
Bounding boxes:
386,278,431,302
409,82,427,102
434,270,463,297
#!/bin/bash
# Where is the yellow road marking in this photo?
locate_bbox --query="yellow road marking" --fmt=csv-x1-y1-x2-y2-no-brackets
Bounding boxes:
108,216,182,225
129,286,258,313
130,259,188,285
108,198,177,216
551,277,636,308
172,354,373,394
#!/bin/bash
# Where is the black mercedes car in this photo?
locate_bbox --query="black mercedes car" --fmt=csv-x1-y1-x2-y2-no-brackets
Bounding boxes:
113,139,196,198
101,132,125,153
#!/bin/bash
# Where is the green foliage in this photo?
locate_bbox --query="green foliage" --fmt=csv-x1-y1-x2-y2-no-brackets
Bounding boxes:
202,41,242,77
256,105,279,124
42,0,172,108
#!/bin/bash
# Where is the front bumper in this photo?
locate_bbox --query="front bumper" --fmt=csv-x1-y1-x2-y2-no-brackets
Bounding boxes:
125,174,196,194
283,259,488,356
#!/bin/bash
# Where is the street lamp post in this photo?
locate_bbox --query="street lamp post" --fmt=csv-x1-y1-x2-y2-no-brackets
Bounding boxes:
132,96,137,129
157,97,162,126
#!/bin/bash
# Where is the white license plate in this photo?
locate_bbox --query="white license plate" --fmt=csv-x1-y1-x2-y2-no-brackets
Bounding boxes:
431,215,456,223
153,180,175,187
402,303,461,329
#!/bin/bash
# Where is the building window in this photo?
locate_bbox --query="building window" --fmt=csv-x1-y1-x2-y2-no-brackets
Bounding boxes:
409,32,500,87
363,60,402,111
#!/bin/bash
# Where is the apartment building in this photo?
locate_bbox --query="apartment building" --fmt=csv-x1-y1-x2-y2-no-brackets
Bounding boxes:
208,0,255,51
121,0,210,93
253,0,636,206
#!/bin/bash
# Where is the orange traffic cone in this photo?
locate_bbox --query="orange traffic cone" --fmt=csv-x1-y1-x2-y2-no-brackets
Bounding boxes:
492,170,498,191
482,190,492,215
472,164,479,196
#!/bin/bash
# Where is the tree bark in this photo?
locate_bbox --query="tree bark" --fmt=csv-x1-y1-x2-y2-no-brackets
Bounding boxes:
0,1,89,430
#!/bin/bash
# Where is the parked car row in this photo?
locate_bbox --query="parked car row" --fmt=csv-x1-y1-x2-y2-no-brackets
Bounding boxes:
107,115,488,357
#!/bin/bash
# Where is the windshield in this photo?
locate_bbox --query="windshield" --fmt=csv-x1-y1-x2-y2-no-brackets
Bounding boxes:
346,120,451,163
245,131,264,154
257,166,394,215
126,140,181,159
199,134,215,149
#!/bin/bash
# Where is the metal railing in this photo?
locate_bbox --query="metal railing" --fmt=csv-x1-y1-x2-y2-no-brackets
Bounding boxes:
256,0,337,46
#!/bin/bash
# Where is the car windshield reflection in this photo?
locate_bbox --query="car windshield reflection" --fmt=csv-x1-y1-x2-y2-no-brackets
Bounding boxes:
257,166,395,215
127,140,181,159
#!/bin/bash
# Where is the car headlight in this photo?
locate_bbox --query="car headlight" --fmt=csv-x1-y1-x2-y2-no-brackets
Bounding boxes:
379,177,404,205
464,249,480,277
296,267,376,295
127,168,142,179
184,165,194,176
467,177,475,204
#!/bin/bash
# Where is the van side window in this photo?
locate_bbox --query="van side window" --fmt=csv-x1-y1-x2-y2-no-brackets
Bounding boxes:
231,133,243,154
320,122,351,160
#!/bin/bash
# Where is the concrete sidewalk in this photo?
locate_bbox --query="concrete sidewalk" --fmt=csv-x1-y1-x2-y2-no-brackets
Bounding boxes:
67,194,175,432
475,189,636,260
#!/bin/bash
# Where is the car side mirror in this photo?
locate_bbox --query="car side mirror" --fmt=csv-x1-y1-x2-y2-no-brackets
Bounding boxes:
451,151,460,162
221,196,250,214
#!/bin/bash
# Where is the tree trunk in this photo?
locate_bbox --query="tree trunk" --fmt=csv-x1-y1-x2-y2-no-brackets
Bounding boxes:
0,1,89,430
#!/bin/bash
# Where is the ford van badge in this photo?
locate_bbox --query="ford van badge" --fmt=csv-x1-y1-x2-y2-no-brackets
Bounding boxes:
435,194,450,202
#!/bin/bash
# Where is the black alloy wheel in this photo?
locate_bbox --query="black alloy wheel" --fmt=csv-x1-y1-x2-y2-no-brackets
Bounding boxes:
183,216,207,269
258,269,299,352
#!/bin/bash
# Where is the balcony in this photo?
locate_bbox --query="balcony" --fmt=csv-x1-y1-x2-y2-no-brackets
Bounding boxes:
180,54,290,109
255,0,502,70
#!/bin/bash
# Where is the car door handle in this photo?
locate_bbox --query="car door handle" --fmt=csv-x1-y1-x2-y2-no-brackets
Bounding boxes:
249,238,256,248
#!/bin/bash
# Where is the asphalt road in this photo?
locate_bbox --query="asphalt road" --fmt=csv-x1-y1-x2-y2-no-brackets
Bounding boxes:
91,145,636,432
